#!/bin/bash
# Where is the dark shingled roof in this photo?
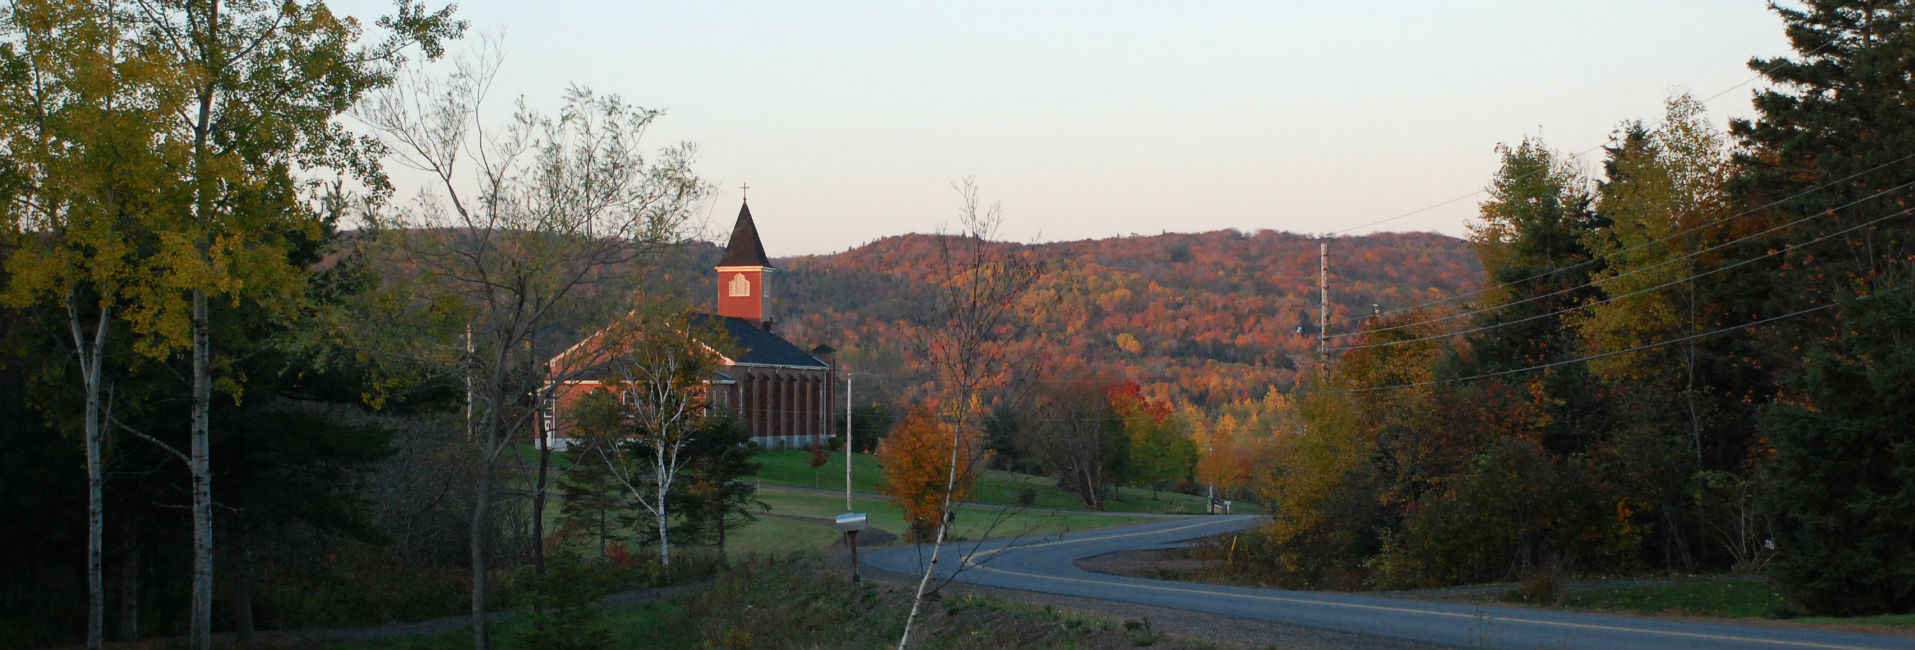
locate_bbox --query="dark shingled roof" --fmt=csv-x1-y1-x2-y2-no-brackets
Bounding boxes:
689,313,826,369
718,202,772,268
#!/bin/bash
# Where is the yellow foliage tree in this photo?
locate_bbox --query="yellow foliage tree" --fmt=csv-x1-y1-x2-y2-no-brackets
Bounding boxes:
876,408,985,541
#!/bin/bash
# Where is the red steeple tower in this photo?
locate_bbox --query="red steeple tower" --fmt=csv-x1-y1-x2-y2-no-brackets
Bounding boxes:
716,199,773,324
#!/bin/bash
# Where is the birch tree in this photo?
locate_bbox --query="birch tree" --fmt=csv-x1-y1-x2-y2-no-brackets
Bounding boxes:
1578,94,1735,569
0,2,179,647
570,305,727,569
896,179,1049,649
112,4,460,648
358,42,706,649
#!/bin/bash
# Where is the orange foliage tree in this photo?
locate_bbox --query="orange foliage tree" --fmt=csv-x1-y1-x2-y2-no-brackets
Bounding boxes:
876,408,986,541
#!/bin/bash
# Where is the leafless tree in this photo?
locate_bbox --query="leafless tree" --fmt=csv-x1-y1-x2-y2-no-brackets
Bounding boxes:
895,179,1050,649
356,40,707,650
1019,378,1123,510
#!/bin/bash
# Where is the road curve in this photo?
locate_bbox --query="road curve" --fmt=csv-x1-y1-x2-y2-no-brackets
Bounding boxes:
864,516,1914,650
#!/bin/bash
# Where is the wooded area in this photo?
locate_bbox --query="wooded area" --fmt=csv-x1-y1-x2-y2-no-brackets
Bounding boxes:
3,2,1913,649
1224,4,1915,615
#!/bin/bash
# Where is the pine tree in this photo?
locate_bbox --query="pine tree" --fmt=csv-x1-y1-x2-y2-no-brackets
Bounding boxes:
1729,1,1915,614
1731,0,1915,293
1757,268,1915,615
668,413,764,553
554,438,628,559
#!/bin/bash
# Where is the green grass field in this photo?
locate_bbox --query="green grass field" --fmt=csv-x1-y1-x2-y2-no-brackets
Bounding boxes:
1569,578,1782,618
749,485,1149,543
1565,578,1915,627
719,510,842,556
505,445,1219,559
648,450,1170,557
753,448,1251,515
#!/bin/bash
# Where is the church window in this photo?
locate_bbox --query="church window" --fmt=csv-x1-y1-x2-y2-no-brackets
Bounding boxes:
729,273,751,297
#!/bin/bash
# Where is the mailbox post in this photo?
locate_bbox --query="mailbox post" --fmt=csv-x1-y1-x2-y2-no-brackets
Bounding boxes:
834,512,868,582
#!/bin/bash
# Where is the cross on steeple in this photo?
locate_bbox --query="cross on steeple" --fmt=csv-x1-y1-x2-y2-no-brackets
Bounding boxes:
740,182,750,202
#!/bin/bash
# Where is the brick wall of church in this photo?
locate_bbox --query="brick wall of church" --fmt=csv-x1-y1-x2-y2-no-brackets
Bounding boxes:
727,366,833,449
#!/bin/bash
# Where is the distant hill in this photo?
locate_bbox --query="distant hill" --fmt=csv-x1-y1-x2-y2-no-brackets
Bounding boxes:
736,229,1481,409
354,227,1479,408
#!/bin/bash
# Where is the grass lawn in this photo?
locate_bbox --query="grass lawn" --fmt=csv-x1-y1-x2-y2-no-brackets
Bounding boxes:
1568,577,1915,627
755,447,888,492
748,485,1151,544
507,442,575,470
496,446,1188,561
720,511,843,556
753,448,1254,515
1570,578,1784,618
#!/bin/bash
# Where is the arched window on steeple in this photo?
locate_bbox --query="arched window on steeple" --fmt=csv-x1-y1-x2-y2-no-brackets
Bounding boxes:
729,273,751,297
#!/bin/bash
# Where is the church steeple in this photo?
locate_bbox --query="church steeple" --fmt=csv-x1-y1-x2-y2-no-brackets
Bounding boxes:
719,201,771,268
716,199,774,323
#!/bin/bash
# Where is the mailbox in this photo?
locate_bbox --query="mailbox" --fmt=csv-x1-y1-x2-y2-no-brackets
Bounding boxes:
836,512,869,583
833,512,867,532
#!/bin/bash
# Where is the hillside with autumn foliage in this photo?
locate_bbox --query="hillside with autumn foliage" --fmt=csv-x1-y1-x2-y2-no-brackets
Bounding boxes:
682,228,1481,409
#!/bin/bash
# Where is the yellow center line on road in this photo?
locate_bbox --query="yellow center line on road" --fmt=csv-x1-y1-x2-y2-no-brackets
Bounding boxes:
955,516,1883,650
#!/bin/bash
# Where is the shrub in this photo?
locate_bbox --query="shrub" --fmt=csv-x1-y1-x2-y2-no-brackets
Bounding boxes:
508,556,611,650
1513,570,1564,606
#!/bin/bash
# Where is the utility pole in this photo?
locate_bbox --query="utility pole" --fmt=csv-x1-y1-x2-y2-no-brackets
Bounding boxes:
1319,242,1329,364
845,371,854,512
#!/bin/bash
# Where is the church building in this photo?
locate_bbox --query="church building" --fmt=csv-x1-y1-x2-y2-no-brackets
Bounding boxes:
544,199,837,449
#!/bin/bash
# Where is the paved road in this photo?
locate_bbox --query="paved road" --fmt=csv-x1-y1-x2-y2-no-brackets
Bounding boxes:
865,516,1915,650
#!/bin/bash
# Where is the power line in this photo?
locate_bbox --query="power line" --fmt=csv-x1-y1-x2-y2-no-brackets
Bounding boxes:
1343,282,1905,394
1330,173,1915,345
1331,199,1915,353
1323,38,1834,240
1319,38,1850,340
1329,189,1485,236
1325,151,1915,337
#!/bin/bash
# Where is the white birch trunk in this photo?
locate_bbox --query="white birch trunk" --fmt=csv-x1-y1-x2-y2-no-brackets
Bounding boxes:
188,289,214,650
71,298,107,650
896,419,965,650
656,506,671,569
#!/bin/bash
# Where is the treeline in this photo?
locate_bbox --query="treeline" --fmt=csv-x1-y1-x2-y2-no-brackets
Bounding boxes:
767,230,1477,411
0,2,466,648
0,3,756,650
647,214,1477,517
652,228,1478,412
1247,3,1915,617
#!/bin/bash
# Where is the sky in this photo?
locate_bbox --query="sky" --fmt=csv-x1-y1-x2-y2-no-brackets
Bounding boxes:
336,1,1796,256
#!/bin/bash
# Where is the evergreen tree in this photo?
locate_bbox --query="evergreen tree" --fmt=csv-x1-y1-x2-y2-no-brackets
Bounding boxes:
667,412,764,553
555,411,629,559
1757,268,1915,615
980,404,1024,472
1731,0,1915,293
1730,1,1915,613
0,308,90,648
